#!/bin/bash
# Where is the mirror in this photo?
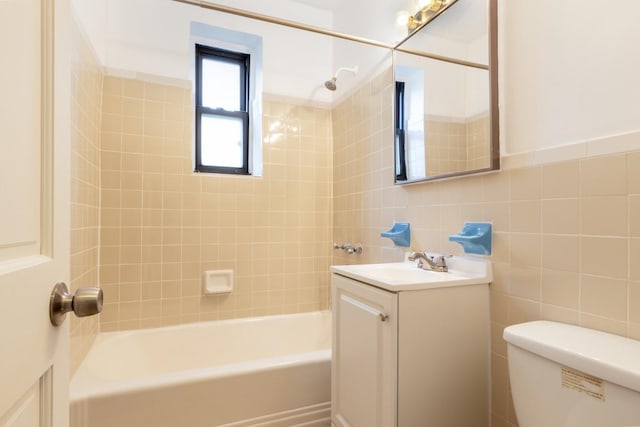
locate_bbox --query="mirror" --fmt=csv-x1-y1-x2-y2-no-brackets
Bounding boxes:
393,0,499,183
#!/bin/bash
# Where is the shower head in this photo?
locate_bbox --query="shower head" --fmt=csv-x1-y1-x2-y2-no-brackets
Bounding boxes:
324,66,359,91
324,77,337,91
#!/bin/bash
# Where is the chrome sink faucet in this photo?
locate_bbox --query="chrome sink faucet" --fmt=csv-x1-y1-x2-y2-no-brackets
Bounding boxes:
408,251,449,272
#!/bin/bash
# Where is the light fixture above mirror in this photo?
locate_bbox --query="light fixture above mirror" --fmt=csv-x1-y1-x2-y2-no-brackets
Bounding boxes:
397,0,459,35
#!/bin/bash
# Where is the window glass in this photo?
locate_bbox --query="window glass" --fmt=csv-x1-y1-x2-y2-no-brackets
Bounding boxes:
201,58,241,111
200,114,244,168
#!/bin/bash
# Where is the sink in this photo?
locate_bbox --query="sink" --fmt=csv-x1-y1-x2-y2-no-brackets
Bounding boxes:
330,255,492,291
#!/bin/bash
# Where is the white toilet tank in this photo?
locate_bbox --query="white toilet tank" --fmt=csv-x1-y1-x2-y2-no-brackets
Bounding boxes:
503,321,640,427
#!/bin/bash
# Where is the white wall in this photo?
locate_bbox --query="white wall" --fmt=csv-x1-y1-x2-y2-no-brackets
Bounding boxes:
501,0,640,155
396,50,488,120
71,0,106,63
399,52,466,118
102,0,336,104
69,0,398,106
332,0,412,46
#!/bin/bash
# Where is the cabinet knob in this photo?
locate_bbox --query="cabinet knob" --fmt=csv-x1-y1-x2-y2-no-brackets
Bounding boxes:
379,313,389,322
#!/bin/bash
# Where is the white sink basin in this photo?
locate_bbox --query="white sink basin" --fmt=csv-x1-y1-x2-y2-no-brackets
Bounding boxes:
330,255,492,291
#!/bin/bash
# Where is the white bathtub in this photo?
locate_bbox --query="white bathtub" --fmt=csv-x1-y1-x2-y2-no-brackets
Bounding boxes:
70,311,332,427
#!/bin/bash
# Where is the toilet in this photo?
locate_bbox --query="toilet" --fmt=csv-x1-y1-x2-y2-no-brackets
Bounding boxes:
503,321,640,427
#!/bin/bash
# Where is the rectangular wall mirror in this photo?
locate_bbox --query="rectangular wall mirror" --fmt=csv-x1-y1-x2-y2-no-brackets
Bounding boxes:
393,0,499,184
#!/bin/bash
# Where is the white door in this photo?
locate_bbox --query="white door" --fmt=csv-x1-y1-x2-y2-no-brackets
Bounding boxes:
331,274,398,427
0,0,72,425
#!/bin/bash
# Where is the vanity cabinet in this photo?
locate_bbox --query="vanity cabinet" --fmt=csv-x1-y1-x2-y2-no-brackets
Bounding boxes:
331,271,489,427
332,273,398,427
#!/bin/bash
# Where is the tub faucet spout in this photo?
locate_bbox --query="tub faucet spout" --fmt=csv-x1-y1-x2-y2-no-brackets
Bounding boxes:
408,251,449,272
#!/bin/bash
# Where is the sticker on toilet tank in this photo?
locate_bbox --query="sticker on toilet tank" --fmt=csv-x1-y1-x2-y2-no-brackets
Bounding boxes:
561,367,605,401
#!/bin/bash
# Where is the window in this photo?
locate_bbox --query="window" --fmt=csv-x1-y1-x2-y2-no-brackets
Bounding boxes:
195,44,250,174
395,81,407,181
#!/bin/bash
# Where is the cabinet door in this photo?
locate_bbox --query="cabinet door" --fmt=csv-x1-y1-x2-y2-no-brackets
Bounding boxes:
331,274,397,427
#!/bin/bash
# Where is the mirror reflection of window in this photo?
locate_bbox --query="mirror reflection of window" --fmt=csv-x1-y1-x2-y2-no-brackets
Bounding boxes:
395,81,408,181
396,66,426,180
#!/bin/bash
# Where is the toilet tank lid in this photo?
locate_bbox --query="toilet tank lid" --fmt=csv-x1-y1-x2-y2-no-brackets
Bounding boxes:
504,321,640,393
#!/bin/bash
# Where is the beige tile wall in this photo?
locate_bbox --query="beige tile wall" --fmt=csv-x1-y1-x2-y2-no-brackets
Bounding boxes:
424,114,490,176
98,75,333,331
332,69,640,427
69,21,103,374
467,114,490,169
332,68,398,265
425,117,467,175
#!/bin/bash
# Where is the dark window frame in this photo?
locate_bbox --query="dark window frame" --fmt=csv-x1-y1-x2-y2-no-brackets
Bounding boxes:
395,81,408,181
195,44,250,175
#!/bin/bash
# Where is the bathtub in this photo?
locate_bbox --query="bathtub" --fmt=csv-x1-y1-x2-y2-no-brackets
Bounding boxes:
70,311,331,427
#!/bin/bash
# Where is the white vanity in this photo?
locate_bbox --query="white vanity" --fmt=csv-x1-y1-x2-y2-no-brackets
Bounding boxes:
330,256,492,427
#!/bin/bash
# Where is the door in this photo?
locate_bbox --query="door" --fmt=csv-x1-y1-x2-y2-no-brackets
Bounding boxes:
331,274,398,427
0,0,71,425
